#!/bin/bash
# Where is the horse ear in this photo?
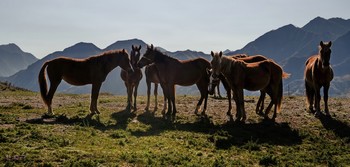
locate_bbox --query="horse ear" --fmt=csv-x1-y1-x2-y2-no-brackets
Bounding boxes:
132,45,135,50
328,41,332,47
138,45,142,50
219,51,223,57
320,41,325,48
211,51,214,57
151,44,154,50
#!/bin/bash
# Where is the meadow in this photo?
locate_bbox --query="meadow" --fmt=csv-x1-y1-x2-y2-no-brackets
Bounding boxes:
1,87,350,166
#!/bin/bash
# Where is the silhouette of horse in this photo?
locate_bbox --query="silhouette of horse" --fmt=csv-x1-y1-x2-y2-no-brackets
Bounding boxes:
138,44,211,121
210,51,289,122
304,41,333,116
121,45,143,111
38,49,133,116
209,54,270,117
144,64,168,114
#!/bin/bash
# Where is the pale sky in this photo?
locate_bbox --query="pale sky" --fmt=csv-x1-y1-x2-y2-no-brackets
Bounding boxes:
0,0,349,58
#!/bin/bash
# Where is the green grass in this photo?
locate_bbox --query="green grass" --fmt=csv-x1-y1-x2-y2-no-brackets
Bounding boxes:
0,90,350,166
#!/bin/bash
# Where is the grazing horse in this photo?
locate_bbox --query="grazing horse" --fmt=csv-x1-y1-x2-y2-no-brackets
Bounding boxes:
144,64,167,114
304,41,333,117
210,51,289,122
209,54,270,117
121,45,143,111
38,49,133,116
137,44,211,120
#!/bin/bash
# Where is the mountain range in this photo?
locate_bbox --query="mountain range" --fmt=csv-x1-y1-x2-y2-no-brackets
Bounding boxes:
1,17,350,97
0,44,38,77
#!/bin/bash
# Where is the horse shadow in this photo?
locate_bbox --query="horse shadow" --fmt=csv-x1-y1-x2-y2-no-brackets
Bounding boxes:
318,113,350,142
134,112,302,149
26,109,137,131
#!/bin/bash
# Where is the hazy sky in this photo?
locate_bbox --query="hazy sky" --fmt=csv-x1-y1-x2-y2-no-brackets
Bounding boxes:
1,0,349,58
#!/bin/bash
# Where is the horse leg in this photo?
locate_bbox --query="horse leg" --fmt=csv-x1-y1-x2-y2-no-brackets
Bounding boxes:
217,81,222,98
305,82,315,113
90,82,102,115
238,90,246,122
125,83,132,111
324,84,331,116
154,83,159,111
256,90,266,116
195,81,206,115
46,77,62,115
169,85,177,120
231,89,241,121
314,86,322,117
133,82,139,111
145,80,151,111
226,88,233,119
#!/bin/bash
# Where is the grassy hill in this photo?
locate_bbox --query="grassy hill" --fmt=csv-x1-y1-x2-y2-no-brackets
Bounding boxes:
1,90,350,166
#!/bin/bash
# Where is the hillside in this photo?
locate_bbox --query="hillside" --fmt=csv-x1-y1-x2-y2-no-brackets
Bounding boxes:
0,44,38,77
227,17,350,96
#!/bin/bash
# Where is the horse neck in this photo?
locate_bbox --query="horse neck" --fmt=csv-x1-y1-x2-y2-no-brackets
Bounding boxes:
220,56,235,74
154,51,179,64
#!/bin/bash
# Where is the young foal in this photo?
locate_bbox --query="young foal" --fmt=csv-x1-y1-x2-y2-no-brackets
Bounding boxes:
121,45,143,111
304,41,333,117
210,51,288,122
38,49,133,116
144,64,168,114
138,45,211,120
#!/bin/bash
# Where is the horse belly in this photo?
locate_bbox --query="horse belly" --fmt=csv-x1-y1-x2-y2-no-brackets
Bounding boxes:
243,76,269,91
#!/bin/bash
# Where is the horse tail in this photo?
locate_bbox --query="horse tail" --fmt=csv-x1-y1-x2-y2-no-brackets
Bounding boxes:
282,71,290,79
38,62,49,105
276,79,283,113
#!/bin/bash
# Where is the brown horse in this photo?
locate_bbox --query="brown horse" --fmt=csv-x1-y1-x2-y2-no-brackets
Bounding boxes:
121,45,143,111
137,44,211,120
38,49,133,116
209,54,269,117
210,51,289,122
144,64,168,114
304,41,333,117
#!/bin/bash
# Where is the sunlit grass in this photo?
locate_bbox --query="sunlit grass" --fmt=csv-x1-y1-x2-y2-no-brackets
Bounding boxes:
0,90,350,166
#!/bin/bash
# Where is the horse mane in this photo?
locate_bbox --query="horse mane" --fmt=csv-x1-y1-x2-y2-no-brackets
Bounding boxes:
153,49,179,63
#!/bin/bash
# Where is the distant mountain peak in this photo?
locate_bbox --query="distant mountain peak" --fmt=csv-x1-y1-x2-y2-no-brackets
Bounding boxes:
63,42,100,53
0,43,23,53
104,38,147,51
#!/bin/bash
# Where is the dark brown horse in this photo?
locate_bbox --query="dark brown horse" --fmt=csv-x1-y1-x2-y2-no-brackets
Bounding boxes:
137,44,211,120
209,54,269,117
304,41,333,117
38,49,133,116
210,51,289,122
121,45,143,111
144,64,167,114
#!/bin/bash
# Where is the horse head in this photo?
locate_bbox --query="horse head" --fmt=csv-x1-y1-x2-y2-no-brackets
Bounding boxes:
319,41,332,69
131,45,142,68
210,51,223,79
119,49,134,73
137,44,156,68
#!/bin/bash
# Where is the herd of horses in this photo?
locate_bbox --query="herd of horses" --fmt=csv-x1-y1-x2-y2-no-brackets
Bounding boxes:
38,41,333,122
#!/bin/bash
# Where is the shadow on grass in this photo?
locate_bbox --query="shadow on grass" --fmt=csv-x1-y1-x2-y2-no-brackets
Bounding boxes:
135,111,302,148
318,113,350,142
25,109,137,131
26,109,302,148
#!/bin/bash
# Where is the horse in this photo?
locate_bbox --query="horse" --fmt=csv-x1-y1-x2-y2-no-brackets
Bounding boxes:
137,44,211,121
38,49,133,116
304,41,333,117
208,54,270,117
121,45,143,111
210,51,289,122
144,63,168,114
